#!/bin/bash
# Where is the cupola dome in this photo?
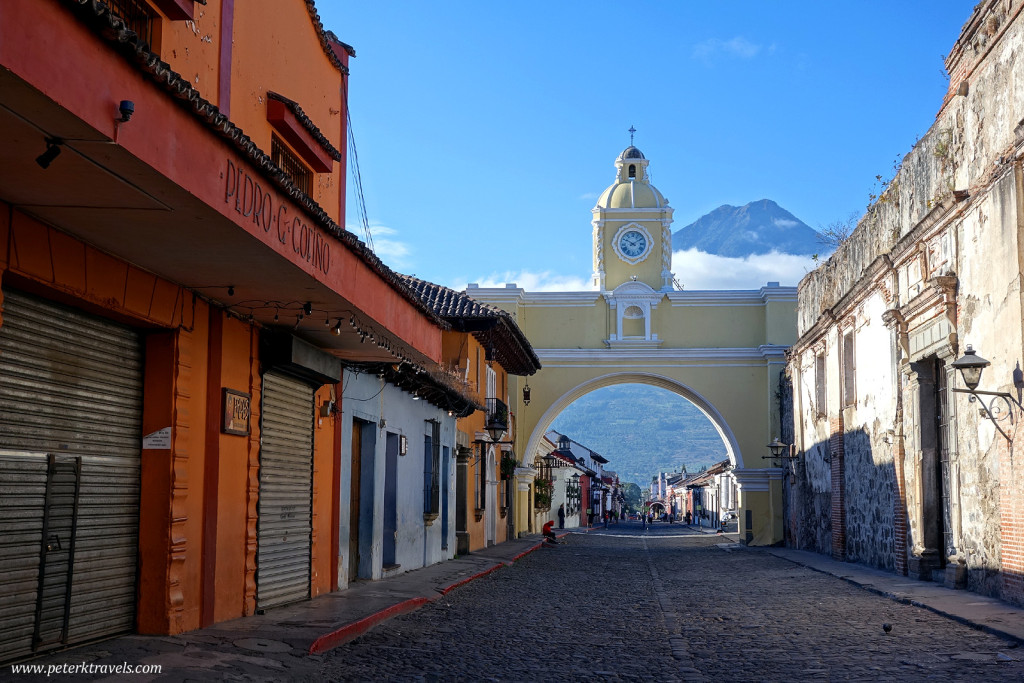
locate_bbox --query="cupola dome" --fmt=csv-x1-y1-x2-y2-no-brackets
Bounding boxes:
595,146,668,210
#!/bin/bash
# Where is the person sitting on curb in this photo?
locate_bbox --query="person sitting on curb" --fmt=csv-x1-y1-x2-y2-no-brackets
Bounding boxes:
542,519,559,545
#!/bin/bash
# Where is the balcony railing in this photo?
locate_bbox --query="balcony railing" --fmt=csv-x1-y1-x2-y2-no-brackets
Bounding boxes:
485,397,508,436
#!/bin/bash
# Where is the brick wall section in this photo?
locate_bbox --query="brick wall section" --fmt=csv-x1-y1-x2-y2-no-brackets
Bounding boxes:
892,439,908,575
830,416,846,561
1000,435,1024,605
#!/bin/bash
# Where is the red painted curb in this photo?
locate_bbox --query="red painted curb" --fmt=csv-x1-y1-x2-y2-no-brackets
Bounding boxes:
308,543,554,654
511,542,545,562
308,597,431,654
438,562,505,595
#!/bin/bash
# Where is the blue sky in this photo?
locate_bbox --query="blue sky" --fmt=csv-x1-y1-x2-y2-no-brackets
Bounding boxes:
322,2,973,290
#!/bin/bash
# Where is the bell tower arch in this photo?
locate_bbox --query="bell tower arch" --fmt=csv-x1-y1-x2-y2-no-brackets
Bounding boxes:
466,142,797,547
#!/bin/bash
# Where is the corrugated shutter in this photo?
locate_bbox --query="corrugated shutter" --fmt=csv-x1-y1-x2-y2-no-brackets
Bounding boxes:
0,451,48,661
0,290,142,662
257,371,314,610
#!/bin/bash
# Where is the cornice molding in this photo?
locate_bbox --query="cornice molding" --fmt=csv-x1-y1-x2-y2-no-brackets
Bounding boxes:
733,467,783,492
535,346,789,363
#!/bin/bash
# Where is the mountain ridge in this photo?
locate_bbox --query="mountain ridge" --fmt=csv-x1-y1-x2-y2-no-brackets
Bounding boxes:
672,199,821,257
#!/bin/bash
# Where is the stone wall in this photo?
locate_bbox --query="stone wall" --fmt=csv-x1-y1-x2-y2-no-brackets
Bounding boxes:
787,0,1024,604
841,429,897,571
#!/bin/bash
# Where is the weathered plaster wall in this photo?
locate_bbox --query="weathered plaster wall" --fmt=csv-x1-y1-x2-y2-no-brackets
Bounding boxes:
798,6,1024,336
788,1,1024,604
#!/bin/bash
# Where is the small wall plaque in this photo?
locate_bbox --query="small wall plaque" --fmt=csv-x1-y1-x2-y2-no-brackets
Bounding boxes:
142,427,172,450
222,389,251,436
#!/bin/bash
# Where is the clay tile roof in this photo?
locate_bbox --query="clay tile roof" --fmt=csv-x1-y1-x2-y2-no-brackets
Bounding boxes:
398,275,541,376
399,276,503,319
303,1,353,71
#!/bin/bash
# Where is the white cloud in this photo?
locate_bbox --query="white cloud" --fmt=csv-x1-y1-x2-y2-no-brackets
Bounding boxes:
451,270,595,293
672,249,817,289
692,36,762,61
772,218,799,228
347,223,414,270
579,192,599,201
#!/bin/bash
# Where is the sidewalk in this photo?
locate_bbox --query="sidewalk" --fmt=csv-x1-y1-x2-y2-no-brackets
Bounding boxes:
766,547,1024,645
687,522,1024,645
13,535,552,678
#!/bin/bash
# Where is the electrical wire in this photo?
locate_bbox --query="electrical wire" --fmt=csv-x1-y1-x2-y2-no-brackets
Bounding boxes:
345,91,373,252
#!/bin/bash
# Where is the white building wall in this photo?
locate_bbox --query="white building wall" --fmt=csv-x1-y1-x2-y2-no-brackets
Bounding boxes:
339,370,457,582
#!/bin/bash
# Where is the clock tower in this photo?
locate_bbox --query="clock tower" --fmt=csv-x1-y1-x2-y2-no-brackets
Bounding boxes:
591,146,675,292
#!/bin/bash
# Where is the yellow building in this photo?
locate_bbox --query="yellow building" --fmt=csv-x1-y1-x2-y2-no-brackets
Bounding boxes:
468,146,797,545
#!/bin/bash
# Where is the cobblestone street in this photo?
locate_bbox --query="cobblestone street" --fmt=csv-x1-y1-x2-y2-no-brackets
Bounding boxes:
321,524,1024,682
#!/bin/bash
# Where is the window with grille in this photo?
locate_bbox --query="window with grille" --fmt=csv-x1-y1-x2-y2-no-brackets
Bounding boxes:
841,331,856,407
477,443,486,510
815,352,826,417
107,0,156,45
486,365,497,400
423,421,440,516
271,136,312,196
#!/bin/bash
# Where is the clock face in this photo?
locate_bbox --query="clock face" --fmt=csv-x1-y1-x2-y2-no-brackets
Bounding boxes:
619,230,647,259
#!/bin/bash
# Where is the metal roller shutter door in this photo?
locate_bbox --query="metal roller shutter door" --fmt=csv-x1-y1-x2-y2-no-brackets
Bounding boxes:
0,451,48,662
256,371,314,610
0,290,142,662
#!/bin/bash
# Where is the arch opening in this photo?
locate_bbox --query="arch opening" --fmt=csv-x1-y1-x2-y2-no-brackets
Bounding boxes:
524,372,745,477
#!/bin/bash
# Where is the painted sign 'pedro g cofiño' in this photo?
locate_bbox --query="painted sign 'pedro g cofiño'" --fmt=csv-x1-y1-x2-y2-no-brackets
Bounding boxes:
224,158,331,275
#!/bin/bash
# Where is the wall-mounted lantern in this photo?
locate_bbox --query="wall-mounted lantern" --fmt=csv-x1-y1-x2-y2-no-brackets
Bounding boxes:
762,437,799,466
951,344,1022,442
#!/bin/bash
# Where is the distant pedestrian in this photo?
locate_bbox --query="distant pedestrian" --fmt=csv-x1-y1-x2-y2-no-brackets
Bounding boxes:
587,509,594,527
542,519,558,545
684,511,692,525
557,504,565,529
603,511,609,528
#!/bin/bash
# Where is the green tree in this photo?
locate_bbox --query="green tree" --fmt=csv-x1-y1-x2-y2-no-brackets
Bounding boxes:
621,482,642,512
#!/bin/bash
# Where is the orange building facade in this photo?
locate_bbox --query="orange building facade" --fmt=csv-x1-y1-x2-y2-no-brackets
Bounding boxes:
0,0,451,662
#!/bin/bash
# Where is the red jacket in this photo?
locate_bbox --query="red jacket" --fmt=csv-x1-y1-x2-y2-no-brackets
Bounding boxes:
542,520,554,535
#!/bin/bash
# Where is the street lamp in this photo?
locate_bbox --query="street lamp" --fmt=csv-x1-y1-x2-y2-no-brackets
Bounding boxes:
951,344,1022,442
537,452,559,481
762,437,798,466
951,344,988,390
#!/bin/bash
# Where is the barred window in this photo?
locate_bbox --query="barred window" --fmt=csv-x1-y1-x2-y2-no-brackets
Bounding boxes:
815,352,826,417
423,421,440,516
271,136,312,196
477,443,486,510
841,331,856,408
107,0,156,46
